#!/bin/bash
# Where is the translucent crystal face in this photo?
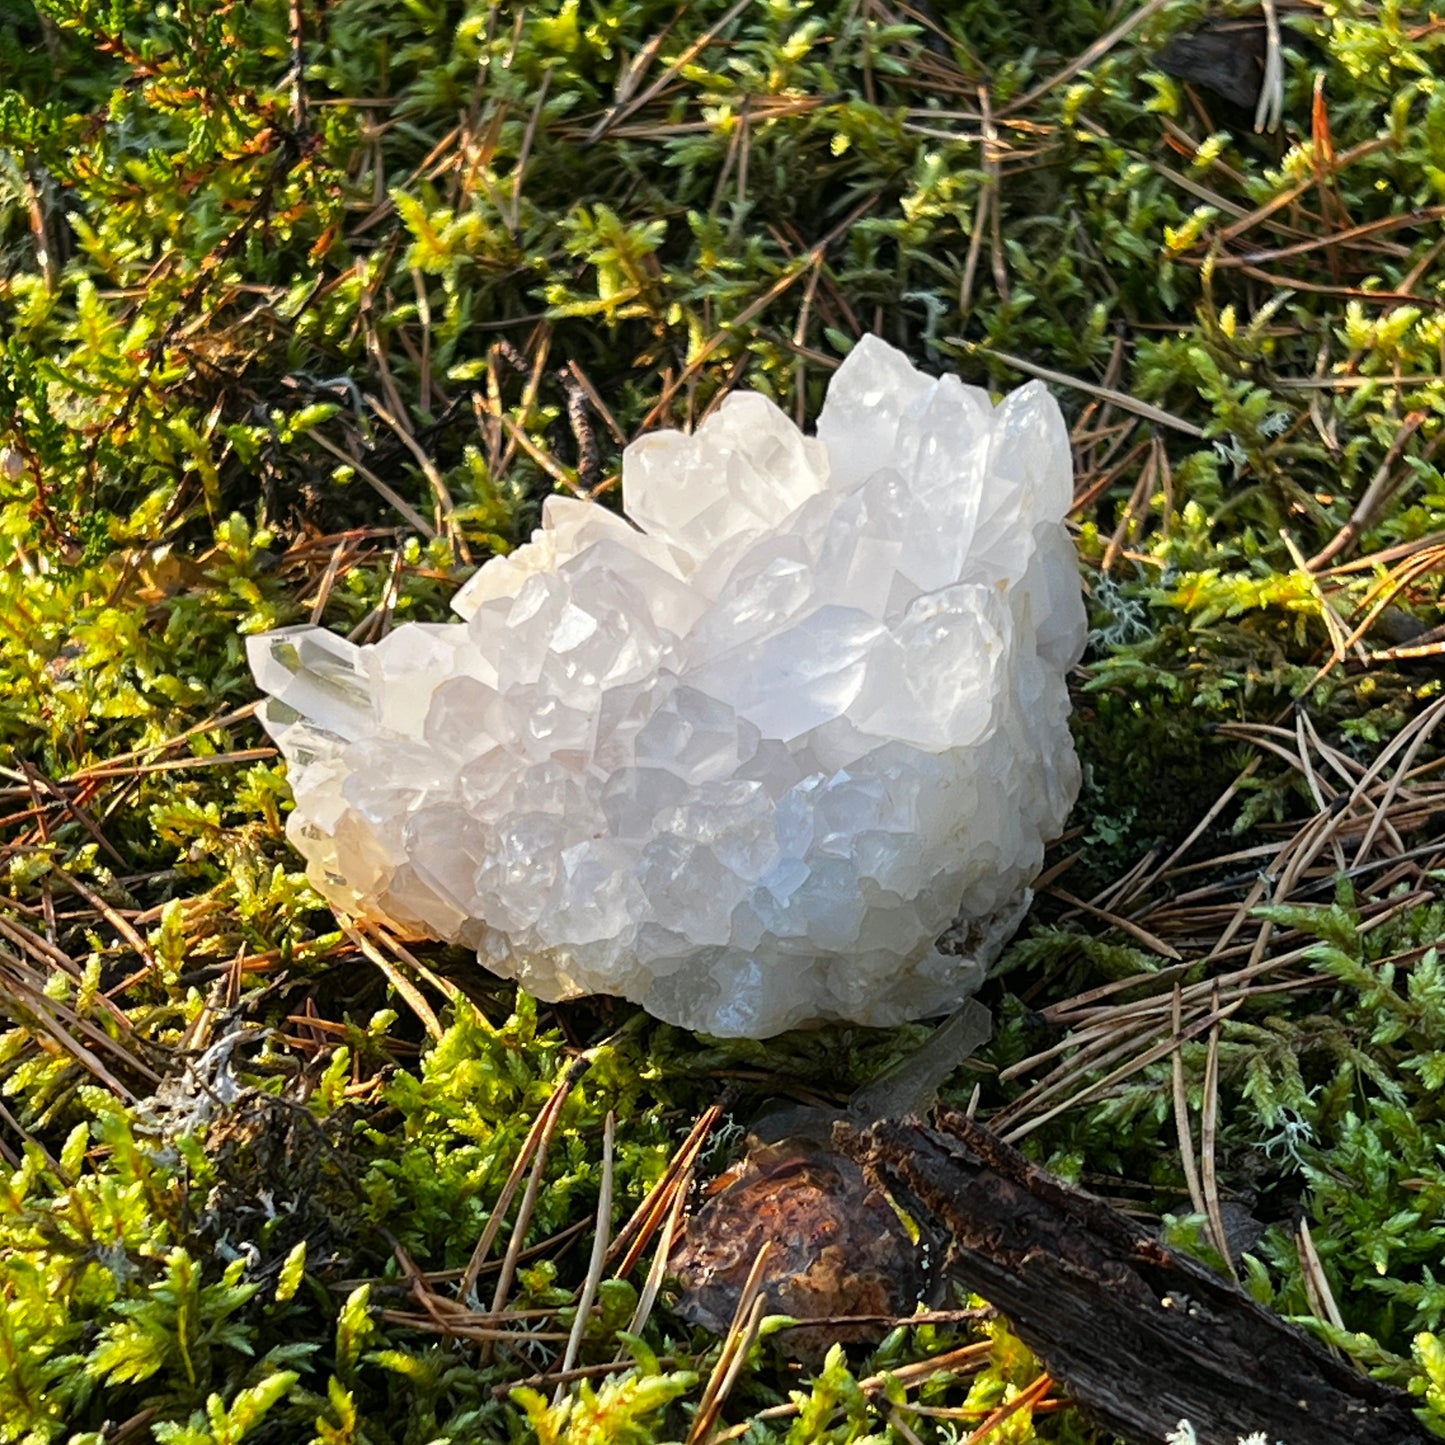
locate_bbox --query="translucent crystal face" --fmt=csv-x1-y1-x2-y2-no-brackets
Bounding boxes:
248,335,1085,1037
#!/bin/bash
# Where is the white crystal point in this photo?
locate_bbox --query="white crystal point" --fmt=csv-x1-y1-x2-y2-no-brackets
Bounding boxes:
625,392,830,562
249,336,1085,1038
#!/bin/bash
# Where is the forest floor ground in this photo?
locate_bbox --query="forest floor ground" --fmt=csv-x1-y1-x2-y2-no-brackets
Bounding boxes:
4,1,1445,1440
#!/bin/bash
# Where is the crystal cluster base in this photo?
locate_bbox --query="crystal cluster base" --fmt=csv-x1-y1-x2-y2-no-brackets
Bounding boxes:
249,336,1084,1037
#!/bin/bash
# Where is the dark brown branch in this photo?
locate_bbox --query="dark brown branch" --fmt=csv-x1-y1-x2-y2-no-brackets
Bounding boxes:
834,1108,1432,1445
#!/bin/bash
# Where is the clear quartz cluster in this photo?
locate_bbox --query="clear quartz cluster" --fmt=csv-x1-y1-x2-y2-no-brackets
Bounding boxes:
248,336,1085,1037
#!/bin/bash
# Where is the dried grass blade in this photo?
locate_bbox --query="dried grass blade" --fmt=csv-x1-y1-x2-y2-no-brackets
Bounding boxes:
372,927,463,1010
1350,693,1445,868
1147,746,1268,884
1001,0,1172,114
1290,708,1348,876
1170,984,1208,1224
554,1111,615,1403
18,762,127,870
958,345,1205,437
1297,1218,1348,1337
0,1097,49,1168
0,959,143,1098
1253,0,1284,133
309,537,349,624
623,1157,693,1341
1217,138,1389,244
339,919,443,1039
564,359,627,444
1280,528,1363,682
309,429,437,538
887,1405,928,1445
0,913,83,981
1200,992,1236,1279
376,1313,568,1342
496,408,581,493
62,702,261,779
366,395,471,561
958,106,991,319
994,1012,1165,1122
999,1009,1162,1088
1047,885,1182,961
1101,445,1156,574
55,867,156,975
1002,997,1243,1143
72,749,276,781
585,0,751,143
507,65,550,235
687,1241,772,1445
1307,412,1430,571
1229,207,1445,268
461,1050,593,1303
1033,958,1195,1028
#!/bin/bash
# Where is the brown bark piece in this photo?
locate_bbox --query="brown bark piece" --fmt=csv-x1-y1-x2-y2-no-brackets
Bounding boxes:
835,1107,1432,1445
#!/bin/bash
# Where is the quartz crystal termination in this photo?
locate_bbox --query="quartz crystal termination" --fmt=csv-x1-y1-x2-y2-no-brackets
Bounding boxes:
248,335,1085,1038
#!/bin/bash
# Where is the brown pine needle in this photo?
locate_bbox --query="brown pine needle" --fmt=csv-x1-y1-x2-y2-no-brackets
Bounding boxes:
460,1050,593,1302
338,919,443,1040
687,1241,773,1445
962,1372,1056,1444
623,1156,694,1343
708,1342,994,1443
607,1092,730,1275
